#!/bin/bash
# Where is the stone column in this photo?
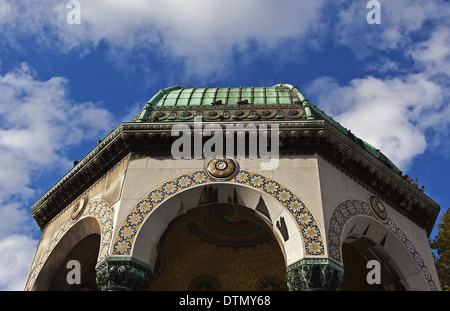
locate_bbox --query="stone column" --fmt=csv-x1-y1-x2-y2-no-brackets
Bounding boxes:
286,258,344,291
95,257,153,291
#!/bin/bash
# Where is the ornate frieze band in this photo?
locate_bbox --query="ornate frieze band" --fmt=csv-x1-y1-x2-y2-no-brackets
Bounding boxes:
25,199,113,291
143,104,305,122
112,169,325,257
327,199,438,291
385,219,438,291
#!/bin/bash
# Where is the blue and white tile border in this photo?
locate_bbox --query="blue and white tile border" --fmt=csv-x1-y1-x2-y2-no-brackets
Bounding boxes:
25,199,113,291
327,199,438,291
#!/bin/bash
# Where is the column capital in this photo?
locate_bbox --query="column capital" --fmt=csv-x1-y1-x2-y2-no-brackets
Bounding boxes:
95,257,153,291
286,258,344,291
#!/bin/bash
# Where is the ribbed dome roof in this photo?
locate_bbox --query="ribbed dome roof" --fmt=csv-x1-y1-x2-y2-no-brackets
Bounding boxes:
131,82,401,174
156,83,302,106
133,83,305,122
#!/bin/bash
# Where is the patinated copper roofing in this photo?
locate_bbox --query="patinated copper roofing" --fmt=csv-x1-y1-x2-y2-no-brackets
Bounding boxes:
132,83,304,122
132,83,401,174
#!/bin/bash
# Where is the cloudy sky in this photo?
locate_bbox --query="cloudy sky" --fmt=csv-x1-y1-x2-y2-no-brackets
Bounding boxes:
0,0,449,290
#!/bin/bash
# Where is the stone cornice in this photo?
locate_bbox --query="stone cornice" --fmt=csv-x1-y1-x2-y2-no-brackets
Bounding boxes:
318,121,440,235
31,120,440,235
31,123,130,229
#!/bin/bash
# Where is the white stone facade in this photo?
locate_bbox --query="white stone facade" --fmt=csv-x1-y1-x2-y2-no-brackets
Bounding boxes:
25,152,440,291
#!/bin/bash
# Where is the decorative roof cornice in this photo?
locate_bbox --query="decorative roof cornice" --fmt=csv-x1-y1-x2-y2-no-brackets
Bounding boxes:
318,120,440,234
31,118,440,235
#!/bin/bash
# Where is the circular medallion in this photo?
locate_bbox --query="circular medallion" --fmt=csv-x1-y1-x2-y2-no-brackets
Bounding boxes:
370,196,387,220
206,158,238,181
256,276,286,291
188,275,221,291
71,198,86,220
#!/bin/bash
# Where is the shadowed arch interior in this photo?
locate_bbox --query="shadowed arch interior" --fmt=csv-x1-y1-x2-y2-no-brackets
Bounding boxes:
328,200,437,291
341,235,406,291
31,217,101,291
338,215,420,291
48,234,100,291
148,203,287,291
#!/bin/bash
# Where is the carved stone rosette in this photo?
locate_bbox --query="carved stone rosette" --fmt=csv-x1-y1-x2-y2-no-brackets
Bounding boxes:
286,258,344,291
95,257,153,291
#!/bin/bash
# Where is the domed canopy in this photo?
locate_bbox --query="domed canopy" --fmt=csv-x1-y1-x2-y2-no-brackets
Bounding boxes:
141,83,301,106
132,83,401,174
132,83,305,122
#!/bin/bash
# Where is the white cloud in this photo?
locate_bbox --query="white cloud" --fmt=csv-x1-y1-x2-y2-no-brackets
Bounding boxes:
306,73,446,170
0,202,31,238
305,1,450,171
0,0,11,23
1,0,325,77
0,63,115,201
410,25,450,78
334,0,449,54
0,64,116,290
0,234,38,290
2,0,450,79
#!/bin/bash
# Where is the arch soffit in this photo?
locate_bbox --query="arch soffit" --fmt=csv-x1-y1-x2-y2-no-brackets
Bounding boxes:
327,199,439,291
25,199,113,291
112,170,325,258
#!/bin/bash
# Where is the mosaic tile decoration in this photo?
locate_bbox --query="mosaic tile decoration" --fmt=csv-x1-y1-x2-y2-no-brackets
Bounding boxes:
327,200,373,262
112,170,325,257
25,199,113,291
327,199,438,291
386,219,438,291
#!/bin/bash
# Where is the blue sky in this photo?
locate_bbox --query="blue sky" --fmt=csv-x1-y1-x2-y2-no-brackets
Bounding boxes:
0,0,449,290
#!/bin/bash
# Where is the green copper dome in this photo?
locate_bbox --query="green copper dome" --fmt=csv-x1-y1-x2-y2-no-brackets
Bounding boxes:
132,83,305,122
